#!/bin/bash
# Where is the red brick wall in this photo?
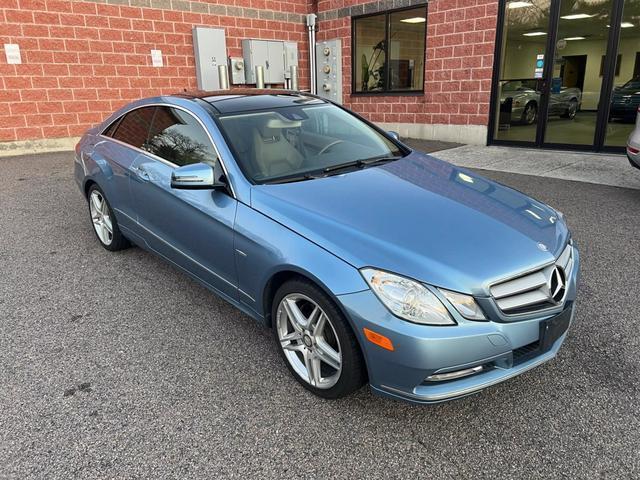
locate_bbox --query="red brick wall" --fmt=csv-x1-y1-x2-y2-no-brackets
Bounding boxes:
0,0,310,142
0,0,500,144
317,0,499,128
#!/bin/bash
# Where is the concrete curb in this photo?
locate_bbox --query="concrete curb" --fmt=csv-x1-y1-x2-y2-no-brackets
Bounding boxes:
0,137,81,158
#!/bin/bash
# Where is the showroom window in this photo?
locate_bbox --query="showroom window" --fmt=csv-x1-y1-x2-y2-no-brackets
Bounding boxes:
352,6,427,94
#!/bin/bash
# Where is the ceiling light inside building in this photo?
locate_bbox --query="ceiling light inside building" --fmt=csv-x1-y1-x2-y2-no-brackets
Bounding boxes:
523,31,547,36
508,1,533,8
560,13,594,20
400,17,426,23
564,36,586,40
621,22,635,28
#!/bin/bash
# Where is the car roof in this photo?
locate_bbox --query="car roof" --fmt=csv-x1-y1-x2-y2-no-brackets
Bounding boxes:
175,89,327,114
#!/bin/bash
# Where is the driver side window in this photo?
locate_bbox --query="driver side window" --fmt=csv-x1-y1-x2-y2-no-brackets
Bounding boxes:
146,107,217,167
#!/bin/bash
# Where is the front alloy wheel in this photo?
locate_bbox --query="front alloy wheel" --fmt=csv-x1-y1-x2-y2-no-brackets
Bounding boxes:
272,279,366,398
522,102,538,125
277,293,342,389
565,99,578,120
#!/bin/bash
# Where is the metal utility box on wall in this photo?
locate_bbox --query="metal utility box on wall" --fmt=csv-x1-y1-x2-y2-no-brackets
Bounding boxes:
242,39,289,85
193,27,227,90
283,42,299,79
316,39,342,104
229,57,246,84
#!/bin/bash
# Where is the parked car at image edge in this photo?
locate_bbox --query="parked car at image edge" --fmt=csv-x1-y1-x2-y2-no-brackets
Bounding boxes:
500,80,582,125
610,77,640,121
74,90,580,404
626,106,640,168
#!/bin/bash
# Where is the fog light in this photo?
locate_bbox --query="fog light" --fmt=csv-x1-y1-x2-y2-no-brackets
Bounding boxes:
426,365,484,382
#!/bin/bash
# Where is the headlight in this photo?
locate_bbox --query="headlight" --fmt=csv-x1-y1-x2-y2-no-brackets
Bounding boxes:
438,289,486,321
360,268,455,325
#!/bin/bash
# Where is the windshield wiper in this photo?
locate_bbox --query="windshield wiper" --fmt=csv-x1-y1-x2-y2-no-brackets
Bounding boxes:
263,172,324,185
263,154,404,183
322,155,403,174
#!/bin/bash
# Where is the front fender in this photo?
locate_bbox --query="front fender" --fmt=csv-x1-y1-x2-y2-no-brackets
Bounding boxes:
233,202,368,319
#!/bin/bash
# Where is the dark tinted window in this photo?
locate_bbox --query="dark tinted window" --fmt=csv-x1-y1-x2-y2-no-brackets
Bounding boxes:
146,107,217,166
102,117,121,137
112,107,155,149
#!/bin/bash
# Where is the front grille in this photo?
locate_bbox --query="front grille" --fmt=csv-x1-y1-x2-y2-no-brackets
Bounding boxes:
490,243,574,315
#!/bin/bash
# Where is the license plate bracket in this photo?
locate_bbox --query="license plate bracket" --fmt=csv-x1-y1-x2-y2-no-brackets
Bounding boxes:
539,307,572,352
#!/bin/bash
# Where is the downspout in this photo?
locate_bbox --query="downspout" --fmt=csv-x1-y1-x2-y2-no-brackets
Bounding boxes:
306,14,317,94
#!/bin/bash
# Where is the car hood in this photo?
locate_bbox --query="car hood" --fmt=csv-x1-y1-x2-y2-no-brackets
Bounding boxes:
250,152,569,295
500,91,531,102
613,87,640,97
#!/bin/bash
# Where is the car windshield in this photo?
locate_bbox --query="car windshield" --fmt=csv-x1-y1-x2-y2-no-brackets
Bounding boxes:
502,81,522,92
216,103,404,183
621,77,640,90
502,80,536,92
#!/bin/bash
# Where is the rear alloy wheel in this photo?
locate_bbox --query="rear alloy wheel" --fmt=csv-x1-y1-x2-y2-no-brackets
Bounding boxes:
563,99,578,119
522,102,538,125
273,279,365,398
87,185,129,251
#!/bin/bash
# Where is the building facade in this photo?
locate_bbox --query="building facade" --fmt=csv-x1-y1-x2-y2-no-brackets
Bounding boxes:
0,0,637,154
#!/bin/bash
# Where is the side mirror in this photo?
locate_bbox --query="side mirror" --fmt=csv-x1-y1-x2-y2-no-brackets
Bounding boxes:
387,131,400,141
171,160,227,190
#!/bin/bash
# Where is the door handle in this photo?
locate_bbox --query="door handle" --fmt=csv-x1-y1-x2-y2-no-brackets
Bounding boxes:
133,165,150,181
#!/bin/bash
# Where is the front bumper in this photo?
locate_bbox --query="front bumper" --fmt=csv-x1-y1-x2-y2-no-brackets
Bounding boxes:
611,104,639,119
337,249,580,405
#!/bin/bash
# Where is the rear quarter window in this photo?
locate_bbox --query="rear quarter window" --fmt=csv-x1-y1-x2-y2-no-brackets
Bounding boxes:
102,118,121,137
111,107,156,149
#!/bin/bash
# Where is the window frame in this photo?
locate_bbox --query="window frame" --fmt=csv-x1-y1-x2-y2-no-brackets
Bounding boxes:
98,102,236,198
351,4,428,96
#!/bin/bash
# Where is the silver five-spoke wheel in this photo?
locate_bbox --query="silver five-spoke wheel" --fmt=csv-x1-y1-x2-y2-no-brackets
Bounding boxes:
89,190,113,246
276,293,342,389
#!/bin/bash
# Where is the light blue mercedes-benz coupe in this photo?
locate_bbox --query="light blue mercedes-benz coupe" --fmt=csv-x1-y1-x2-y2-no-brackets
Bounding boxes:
75,90,579,404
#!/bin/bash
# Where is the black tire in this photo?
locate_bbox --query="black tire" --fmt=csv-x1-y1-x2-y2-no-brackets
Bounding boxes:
521,102,538,125
87,184,130,252
272,278,366,399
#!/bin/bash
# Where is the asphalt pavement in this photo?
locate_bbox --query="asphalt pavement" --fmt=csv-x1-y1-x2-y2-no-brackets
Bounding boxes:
1,150,639,479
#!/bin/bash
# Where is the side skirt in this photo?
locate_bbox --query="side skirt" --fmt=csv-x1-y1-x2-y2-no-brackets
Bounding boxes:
119,224,267,327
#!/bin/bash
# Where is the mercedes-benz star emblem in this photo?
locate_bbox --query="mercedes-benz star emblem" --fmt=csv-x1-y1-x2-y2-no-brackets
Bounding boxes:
548,266,567,304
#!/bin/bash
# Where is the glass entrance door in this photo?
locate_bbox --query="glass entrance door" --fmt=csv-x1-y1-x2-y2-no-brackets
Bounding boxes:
604,1,640,148
544,0,615,146
490,0,632,152
493,0,552,144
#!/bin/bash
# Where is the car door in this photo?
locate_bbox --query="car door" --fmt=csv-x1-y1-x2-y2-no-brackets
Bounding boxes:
129,105,239,301
91,106,157,233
